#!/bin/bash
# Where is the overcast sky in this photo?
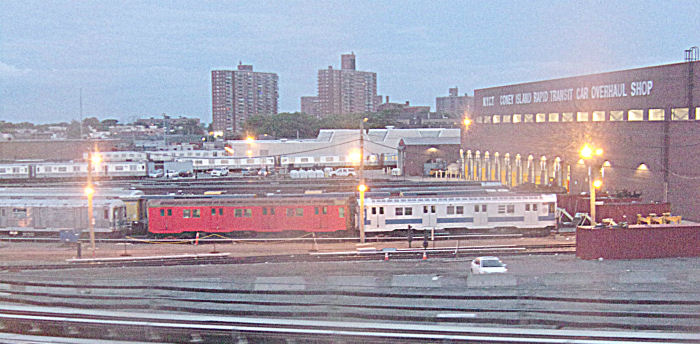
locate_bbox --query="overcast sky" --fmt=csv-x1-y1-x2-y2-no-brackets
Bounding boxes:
1,0,699,124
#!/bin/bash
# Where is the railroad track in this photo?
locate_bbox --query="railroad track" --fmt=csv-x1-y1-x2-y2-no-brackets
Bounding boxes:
0,280,697,343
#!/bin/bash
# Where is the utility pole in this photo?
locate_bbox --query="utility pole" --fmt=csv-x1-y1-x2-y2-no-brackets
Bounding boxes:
358,118,366,243
86,142,100,257
79,88,83,139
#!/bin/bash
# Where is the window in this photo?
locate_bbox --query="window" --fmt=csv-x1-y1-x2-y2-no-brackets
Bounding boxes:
379,207,384,215
562,112,574,122
628,109,643,121
296,208,303,216
533,204,538,211
236,209,243,217
672,108,689,120
507,204,515,214
548,203,555,214
431,205,436,213
73,166,80,172
104,209,109,219
372,207,377,215
609,111,624,121
592,111,605,121
513,114,522,123
193,209,200,218
322,207,327,214
405,207,413,216
339,208,345,218
219,208,223,215
492,115,500,123
548,113,559,122
168,209,172,216
525,204,530,211
424,206,428,214
244,209,252,217
315,207,319,215
483,115,492,123
183,209,191,218
481,204,487,212
474,205,480,213
286,208,294,217
476,116,483,123
498,205,506,214
536,113,546,122
269,207,274,215
396,207,403,216
502,115,511,123
160,209,165,216
523,114,534,123
649,109,665,121
262,207,267,215
577,112,589,121
456,206,464,214
447,206,455,215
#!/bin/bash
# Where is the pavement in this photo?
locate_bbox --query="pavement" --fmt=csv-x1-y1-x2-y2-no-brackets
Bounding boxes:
0,235,574,266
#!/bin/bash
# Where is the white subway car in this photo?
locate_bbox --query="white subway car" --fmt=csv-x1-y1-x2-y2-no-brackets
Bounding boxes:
362,193,557,233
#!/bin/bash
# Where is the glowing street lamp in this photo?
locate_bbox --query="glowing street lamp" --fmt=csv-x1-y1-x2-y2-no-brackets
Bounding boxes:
463,117,472,128
348,149,362,164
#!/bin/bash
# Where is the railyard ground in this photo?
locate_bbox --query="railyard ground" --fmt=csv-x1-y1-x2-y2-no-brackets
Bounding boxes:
0,235,574,266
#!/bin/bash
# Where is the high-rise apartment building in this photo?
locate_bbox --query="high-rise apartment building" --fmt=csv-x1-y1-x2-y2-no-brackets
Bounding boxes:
212,63,278,136
436,87,473,117
301,53,381,117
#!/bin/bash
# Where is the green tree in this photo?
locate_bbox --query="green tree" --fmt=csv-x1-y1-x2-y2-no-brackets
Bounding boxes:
242,112,320,138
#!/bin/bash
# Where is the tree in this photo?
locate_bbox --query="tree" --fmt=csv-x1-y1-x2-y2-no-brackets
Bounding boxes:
242,112,320,139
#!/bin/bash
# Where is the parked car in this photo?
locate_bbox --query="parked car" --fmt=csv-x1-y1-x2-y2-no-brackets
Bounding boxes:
329,168,357,177
470,256,508,274
210,168,228,177
165,170,178,178
148,169,164,178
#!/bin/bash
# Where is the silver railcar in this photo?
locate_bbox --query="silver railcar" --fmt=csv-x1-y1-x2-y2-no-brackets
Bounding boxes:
363,193,557,232
0,198,128,236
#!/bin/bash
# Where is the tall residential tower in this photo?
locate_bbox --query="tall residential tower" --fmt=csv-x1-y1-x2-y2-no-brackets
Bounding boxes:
212,63,278,136
301,53,381,117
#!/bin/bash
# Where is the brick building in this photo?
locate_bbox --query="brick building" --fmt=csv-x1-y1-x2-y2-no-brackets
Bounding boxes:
468,59,700,220
436,87,473,117
301,53,382,117
212,63,278,136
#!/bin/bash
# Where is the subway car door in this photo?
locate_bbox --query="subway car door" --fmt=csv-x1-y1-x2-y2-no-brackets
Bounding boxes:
422,205,437,228
473,204,488,228
369,206,385,229
524,203,538,226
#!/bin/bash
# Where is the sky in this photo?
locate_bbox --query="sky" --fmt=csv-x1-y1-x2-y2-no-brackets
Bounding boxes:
1,0,699,124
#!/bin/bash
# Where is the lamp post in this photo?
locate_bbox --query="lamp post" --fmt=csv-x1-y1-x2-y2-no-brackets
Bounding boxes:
358,118,368,243
580,144,603,226
86,143,101,257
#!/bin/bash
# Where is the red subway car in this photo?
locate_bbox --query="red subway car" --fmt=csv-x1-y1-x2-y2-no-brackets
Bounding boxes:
147,196,354,236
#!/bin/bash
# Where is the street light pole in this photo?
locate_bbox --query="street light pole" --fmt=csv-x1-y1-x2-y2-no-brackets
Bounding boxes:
86,142,100,257
580,144,602,226
358,118,367,243
588,165,596,225
87,149,95,257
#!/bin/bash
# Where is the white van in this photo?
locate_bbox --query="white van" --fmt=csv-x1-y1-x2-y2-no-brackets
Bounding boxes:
330,168,357,177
